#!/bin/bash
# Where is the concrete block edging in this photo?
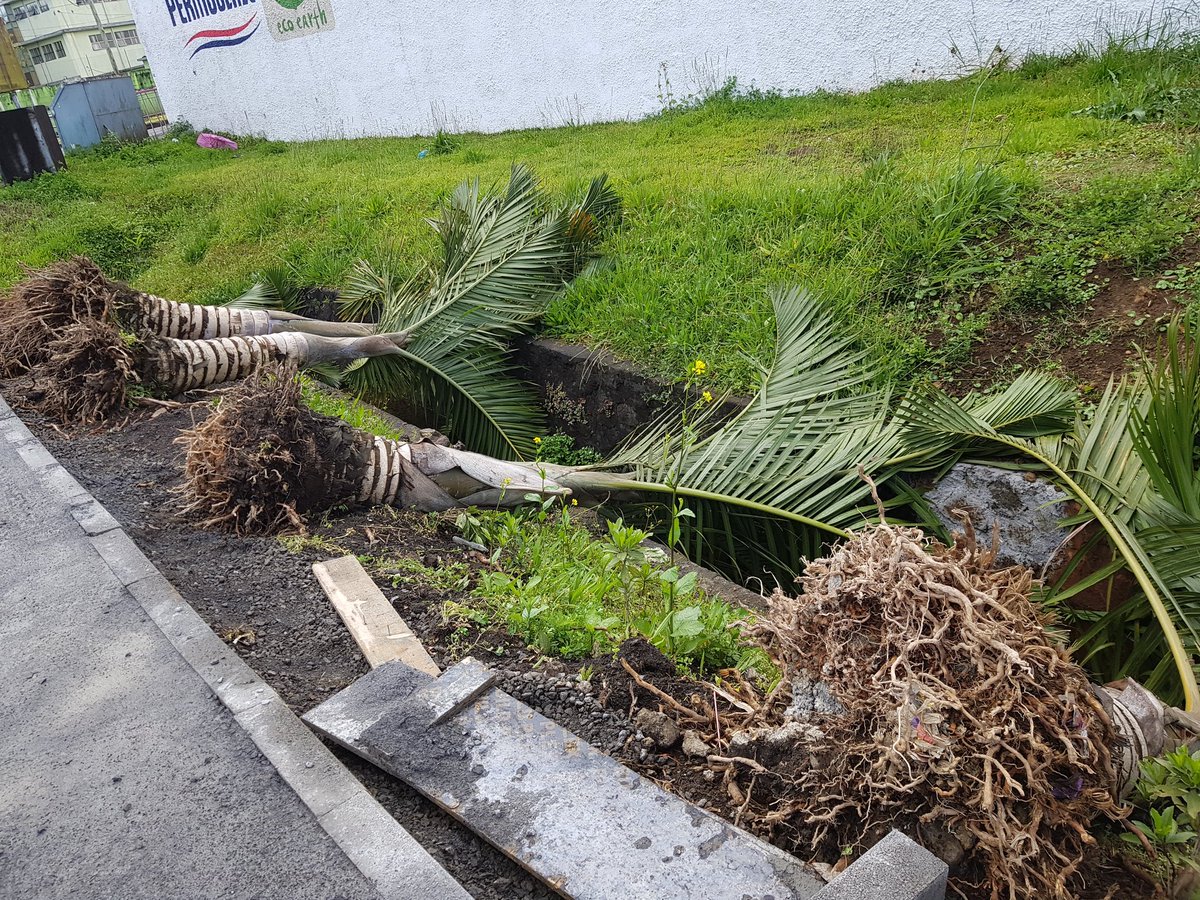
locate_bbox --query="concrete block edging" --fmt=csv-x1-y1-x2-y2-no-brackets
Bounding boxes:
0,393,470,900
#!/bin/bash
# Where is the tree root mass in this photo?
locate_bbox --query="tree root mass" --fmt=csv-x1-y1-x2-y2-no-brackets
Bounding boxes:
741,525,1124,900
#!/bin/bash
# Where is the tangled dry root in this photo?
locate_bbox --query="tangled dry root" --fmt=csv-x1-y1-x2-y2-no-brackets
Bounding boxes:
177,364,367,535
26,319,138,424
744,524,1122,900
0,257,136,376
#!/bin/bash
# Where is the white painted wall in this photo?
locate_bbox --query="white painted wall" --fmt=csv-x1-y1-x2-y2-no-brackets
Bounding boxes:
126,0,1179,142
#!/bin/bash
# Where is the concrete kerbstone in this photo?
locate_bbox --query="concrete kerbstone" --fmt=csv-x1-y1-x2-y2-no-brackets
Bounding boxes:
71,499,122,536
813,831,947,900
89,528,157,586
40,464,92,506
318,792,474,900
235,699,363,818
16,440,57,472
126,574,269,716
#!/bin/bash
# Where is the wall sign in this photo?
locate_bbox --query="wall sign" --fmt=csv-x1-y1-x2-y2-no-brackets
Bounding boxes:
163,0,333,58
264,0,335,43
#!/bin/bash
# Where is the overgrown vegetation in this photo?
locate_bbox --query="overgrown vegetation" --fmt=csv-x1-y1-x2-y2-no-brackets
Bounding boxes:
455,501,766,674
5,31,1200,393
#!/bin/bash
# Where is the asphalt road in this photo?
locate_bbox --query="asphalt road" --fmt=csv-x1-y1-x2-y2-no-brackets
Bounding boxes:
0,422,383,900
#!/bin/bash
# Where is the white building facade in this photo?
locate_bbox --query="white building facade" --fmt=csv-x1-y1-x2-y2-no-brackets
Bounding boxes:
3,0,147,86
126,0,1179,141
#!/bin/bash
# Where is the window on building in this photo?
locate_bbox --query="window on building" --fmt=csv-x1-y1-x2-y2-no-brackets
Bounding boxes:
11,1,48,20
28,46,43,64
54,41,64,57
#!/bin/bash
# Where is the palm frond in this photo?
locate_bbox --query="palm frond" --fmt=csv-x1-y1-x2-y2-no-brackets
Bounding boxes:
897,379,1200,710
225,266,305,312
565,174,622,276
1131,316,1200,518
580,287,900,580
346,164,617,455
349,347,542,461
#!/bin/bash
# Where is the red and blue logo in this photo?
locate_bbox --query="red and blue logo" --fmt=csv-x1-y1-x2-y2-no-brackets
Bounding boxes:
186,14,259,57
164,0,260,57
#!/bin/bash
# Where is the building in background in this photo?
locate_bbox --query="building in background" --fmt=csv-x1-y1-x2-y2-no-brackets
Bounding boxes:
2,0,148,89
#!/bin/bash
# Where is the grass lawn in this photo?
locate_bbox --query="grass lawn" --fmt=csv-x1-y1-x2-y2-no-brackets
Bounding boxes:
3,37,1200,394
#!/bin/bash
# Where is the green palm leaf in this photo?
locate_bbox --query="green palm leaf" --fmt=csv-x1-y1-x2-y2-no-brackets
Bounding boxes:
345,165,617,457
897,378,1200,710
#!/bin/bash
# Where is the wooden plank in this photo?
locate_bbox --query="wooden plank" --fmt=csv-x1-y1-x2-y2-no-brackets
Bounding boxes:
312,556,440,676
304,659,825,900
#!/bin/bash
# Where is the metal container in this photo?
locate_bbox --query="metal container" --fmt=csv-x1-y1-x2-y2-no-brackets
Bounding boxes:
52,75,148,151
0,105,64,186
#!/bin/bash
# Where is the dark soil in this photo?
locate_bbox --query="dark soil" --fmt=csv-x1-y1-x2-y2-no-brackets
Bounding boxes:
17,399,1161,900
952,244,1198,393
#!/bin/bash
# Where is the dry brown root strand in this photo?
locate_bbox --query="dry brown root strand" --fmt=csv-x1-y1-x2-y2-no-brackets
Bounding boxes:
0,257,137,376
741,524,1123,900
177,366,367,535
25,319,138,425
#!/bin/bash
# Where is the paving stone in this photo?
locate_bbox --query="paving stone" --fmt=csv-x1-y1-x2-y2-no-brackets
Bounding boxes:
812,831,947,900
306,659,825,900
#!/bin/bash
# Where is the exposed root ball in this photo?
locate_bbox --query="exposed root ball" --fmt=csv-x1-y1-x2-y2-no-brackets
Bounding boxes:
27,319,138,424
0,257,137,376
747,524,1122,900
177,365,368,535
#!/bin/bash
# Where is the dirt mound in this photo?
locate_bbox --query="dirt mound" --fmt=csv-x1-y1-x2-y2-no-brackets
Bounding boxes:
744,524,1122,900
177,364,369,535
0,257,137,377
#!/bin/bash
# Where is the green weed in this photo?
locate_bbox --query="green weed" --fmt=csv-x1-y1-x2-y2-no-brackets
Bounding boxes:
297,375,406,440
534,433,602,466
457,504,768,673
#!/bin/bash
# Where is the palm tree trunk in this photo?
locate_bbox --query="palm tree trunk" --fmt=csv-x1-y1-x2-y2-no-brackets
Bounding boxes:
358,437,568,510
144,333,405,393
132,294,374,340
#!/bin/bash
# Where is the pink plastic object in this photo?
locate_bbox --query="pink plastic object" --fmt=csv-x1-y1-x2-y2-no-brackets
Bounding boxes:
196,132,239,151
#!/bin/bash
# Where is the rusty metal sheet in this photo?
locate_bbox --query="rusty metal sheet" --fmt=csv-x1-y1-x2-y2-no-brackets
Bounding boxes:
305,658,823,900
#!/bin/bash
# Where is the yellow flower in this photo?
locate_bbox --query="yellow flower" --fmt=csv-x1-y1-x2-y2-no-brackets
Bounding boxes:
533,436,542,444
570,498,578,506
691,359,708,376
701,390,714,404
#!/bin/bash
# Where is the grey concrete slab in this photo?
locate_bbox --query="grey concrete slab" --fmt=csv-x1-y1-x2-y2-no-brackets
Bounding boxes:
88,526,158,586
0,410,469,900
812,831,947,900
70,498,122,536
307,659,826,900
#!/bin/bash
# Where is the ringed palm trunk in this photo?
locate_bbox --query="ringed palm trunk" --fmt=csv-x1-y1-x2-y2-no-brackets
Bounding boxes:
131,293,375,340
143,332,407,393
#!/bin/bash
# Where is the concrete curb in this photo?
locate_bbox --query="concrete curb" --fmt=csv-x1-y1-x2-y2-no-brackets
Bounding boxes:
0,397,472,900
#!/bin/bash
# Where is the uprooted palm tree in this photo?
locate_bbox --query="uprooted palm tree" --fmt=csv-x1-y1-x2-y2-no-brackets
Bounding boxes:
178,362,1156,900
0,165,618,427
229,166,620,459
179,281,1200,713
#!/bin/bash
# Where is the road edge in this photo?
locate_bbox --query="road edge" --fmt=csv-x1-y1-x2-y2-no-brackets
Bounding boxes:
0,395,472,900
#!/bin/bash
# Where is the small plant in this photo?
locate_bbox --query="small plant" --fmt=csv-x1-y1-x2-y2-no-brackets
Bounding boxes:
428,129,462,156
534,433,602,466
460,505,763,672
1123,806,1197,849
1137,746,1200,834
